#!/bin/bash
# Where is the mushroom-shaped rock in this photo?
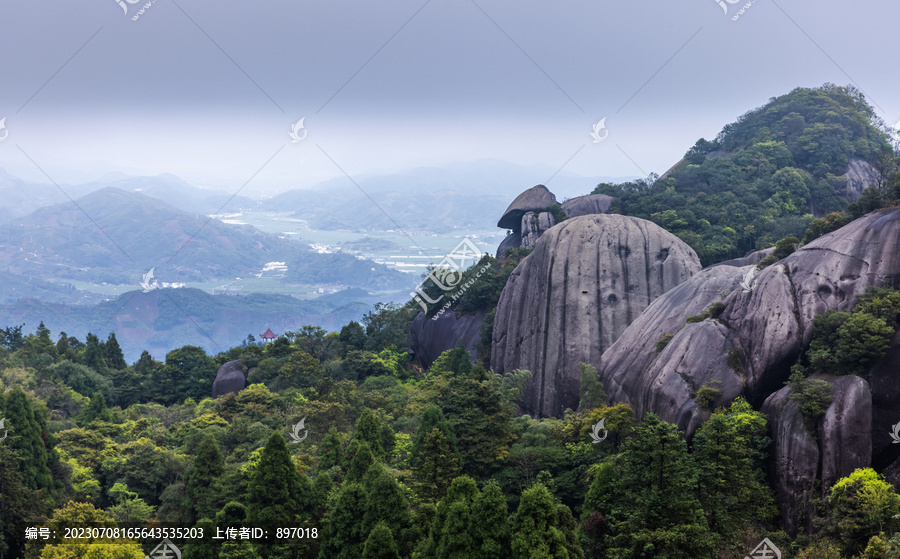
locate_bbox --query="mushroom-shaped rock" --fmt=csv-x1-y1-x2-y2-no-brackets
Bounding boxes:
212,360,246,397
497,185,558,230
491,214,701,417
409,309,486,369
561,194,614,218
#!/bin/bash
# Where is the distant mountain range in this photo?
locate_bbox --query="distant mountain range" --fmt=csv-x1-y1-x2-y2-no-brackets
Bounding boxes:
0,186,411,289
0,288,373,362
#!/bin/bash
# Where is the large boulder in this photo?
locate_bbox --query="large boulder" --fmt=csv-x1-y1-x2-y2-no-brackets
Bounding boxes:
212,360,246,397
561,193,614,218
520,211,556,249
601,208,900,435
409,309,486,369
491,214,701,417
762,376,872,535
497,185,558,230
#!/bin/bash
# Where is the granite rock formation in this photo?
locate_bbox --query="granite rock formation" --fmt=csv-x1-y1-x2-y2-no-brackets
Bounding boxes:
212,360,246,397
491,214,702,417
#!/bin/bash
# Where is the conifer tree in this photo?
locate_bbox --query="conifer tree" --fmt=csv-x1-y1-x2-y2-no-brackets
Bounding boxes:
104,332,128,369
471,480,510,559
82,333,107,373
410,405,459,469
362,464,412,552
183,433,224,522
510,483,574,559
4,387,52,491
346,441,375,483
318,483,368,559
413,428,461,501
318,426,344,472
362,522,400,559
246,432,311,526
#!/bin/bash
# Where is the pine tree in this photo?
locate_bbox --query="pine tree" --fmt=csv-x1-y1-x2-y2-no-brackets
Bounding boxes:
362,522,400,559
577,362,607,411
437,501,475,559
510,483,574,559
0,445,43,559
4,387,52,490
347,441,375,483
471,481,510,559
104,332,128,369
421,476,479,558
410,405,459,470
246,432,312,526
413,428,461,501
607,413,713,558
183,433,224,522
78,391,115,426
318,427,344,472
319,483,368,559
362,464,411,553
82,333,107,373
354,409,392,461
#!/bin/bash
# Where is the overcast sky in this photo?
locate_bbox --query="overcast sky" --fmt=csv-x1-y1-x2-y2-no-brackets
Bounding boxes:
1,0,897,197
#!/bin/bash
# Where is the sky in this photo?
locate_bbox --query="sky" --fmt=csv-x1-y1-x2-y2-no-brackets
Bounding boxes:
0,0,898,197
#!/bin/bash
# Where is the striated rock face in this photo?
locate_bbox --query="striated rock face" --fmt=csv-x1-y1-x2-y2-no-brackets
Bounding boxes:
713,247,774,268
491,214,701,417
602,208,900,434
599,208,900,532
561,194,614,218
409,309,486,369
212,360,246,397
497,185,558,230
520,211,556,249
762,376,872,535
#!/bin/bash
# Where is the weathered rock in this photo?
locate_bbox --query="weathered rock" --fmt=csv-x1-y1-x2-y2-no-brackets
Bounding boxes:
497,185,558,230
870,329,900,469
212,360,246,397
603,208,900,435
409,309,486,369
761,386,819,535
491,214,701,417
561,193,614,218
712,247,774,268
600,265,749,430
520,211,556,249
762,376,872,535
496,231,521,257
840,158,875,202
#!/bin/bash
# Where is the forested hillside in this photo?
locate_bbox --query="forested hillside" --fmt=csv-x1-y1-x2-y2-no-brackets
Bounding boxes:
595,84,896,265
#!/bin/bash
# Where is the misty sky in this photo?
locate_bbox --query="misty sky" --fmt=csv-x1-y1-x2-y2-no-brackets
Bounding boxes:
1,0,898,197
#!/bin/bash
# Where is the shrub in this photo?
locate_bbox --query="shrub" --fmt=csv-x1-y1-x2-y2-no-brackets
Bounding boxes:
655,334,675,353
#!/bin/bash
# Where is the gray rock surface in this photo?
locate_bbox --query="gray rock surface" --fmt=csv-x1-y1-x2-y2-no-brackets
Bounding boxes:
600,265,749,431
712,247,774,268
520,211,556,249
409,309,486,369
212,360,246,397
496,231,521,258
870,329,900,469
497,185,558,230
561,194,614,218
491,214,701,417
762,376,872,535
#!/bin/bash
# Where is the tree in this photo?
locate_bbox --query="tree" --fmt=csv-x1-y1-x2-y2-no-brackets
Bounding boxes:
164,345,218,403
106,483,155,524
319,483,368,559
4,387,53,491
470,481,511,559
410,405,460,470
78,391,115,426
824,468,900,557
362,522,400,559
605,414,713,558
510,483,579,559
103,333,128,370
30,501,144,559
577,362,607,411
0,445,44,559
246,432,312,526
692,398,776,546
318,427,345,472
339,321,367,352
353,409,393,461
183,433,224,522
413,428,461,502
82,333,107,373
278,350,325,389
361,464,412,555
420,476,479,559
346,441,376,483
